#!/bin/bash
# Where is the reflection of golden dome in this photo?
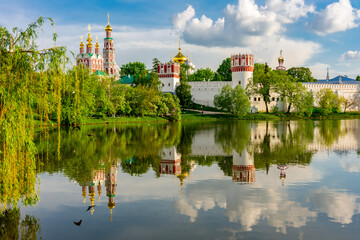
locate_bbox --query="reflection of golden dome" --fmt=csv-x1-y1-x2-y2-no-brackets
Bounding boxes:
173,40,187,64
177,172,188,195
108,202,115,209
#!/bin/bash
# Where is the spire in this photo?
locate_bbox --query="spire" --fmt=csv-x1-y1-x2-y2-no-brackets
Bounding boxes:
105,12,112,32
86,25,92,47
173,39,187,64
95,36,99,55
326,67,330,82
80,36,84,54
80,36,84,48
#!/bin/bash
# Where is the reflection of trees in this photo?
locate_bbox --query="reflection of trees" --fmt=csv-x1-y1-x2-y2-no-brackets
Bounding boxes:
35,123,182,181
189,156,233,176
318,120,343,147
214,121,251,155
250,121,315,169
0,208,41,240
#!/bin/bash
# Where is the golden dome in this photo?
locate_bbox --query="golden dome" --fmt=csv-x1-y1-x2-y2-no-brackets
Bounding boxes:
173,51,187,64
80,36,84,48
105,12,112,32
87,25,92,47
278,50,284,62
95,36,99,49
173,39,187,64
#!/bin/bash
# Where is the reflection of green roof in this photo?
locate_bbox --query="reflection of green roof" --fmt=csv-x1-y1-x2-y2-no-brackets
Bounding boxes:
124,157,134,164
94,70,109,76
117,75,134,84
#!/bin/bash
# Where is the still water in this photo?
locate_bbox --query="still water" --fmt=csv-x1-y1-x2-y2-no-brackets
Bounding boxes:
2,119,360,239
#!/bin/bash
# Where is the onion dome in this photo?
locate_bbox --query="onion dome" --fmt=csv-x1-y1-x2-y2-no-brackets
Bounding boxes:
173,40,187,64
105,12,112,32
278,50,284,63
95,36,99,49
80,35,84,48
86,25,92,47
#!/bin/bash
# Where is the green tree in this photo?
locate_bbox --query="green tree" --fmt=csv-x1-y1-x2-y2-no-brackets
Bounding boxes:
214,85,250,116
287,67,316,82
246,63,273,113
316,88,341,115
175,66,193,108
293,91,314,117
356,75,360,81
273,70,308,113
188,68,214,82
160,93,181,121
120,62,146,78
215,58,232,81
133,70,161,90
152,58,160,73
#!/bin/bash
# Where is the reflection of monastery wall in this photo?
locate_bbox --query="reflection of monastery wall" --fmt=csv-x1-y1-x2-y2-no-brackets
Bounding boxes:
191,128,227,156
308,120,360,151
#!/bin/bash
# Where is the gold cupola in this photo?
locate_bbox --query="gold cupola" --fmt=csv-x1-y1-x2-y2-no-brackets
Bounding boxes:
278,50,284,62
105,12,112,32
173,39,187,64
80,35,84,48
86,25,92,47
95,36,99,49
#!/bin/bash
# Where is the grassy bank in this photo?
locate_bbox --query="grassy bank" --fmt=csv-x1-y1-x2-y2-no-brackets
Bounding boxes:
34,111,360,127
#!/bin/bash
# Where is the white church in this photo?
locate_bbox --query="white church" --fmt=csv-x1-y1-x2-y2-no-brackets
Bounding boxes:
157,44,360,112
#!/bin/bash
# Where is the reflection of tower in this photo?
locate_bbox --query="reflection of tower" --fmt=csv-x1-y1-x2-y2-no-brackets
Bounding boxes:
106,165,118,222
88,185,96,215
277,164,288,186
81,185,87,204
232,150,255,184
159,147,182,175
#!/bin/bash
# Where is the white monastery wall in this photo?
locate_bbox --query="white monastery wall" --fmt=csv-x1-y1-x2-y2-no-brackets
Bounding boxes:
188,81,230,107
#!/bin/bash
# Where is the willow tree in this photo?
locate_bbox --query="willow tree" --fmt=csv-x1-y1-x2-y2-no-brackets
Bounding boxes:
0,17,68,211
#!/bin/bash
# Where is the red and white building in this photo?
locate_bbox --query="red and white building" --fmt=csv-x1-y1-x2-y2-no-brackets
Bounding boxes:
157,62,181,93
76,14,119,78
232,150,255,184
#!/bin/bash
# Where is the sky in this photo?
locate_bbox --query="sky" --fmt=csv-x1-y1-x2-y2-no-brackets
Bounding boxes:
1,0,360,79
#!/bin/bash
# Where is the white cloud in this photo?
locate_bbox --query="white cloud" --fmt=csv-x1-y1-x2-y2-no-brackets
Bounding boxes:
309,189,360,224
341,50,360,60
171,5,195,32
172,0,314,47
307,0,360,36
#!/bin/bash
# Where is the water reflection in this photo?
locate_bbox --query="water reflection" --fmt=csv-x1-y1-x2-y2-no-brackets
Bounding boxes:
2,119,360,239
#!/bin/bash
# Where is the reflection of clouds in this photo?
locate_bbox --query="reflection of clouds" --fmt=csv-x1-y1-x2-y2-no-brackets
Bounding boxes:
309,189,360,225
340,156,360,173
173,198,198,222
174,180,317,234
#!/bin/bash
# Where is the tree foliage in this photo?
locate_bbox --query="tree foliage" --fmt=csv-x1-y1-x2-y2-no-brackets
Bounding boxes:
287,67,316,82
246,63,273,113
214,85,251,116
214,57,232,81
188,68,214,82
120,62,146,78
316,88,341,115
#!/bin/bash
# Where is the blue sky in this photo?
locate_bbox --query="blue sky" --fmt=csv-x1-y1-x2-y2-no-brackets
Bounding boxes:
1,0,360,78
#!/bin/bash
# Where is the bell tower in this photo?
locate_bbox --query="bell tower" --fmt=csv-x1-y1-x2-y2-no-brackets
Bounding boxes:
103,13,116,76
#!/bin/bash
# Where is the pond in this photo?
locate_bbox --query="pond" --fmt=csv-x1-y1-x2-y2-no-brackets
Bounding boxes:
1,119,360,239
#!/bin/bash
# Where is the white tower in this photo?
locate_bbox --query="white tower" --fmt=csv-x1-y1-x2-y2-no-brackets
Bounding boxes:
231,53,254,89
157,62,181,93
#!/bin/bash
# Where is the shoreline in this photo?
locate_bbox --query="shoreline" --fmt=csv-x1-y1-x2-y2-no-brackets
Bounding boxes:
34,111,360,127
